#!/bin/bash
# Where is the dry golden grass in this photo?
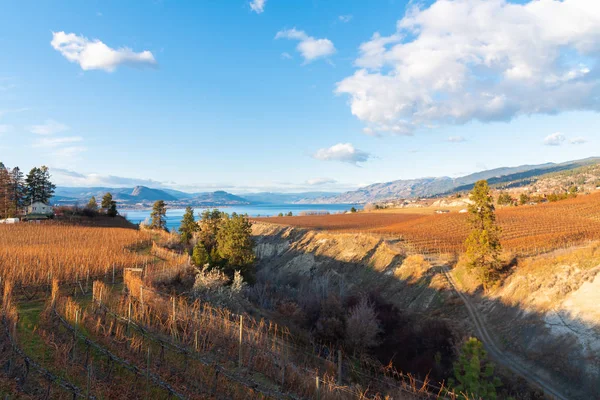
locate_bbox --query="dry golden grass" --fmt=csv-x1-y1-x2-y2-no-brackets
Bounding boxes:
256,192,600,255
0,223,152,285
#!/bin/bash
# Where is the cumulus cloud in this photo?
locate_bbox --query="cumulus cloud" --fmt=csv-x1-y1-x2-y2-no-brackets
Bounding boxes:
544,132,566,146
249,0,267,14
570,137,587,145
275,28,336,63
339,15,353,23
306,177,338,185
447,136,466,143
51,31,156,72
312,143,372,165
30,120,69,135
336,0,600,136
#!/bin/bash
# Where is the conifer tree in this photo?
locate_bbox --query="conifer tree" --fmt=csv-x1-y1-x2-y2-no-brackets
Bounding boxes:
192,241,210,267
0,163,11,218
24,166,55,205
9,167,25,215
179,206,198,244
216,213,255,280
101,193,113,212
87,196,98,211
107,201,118,217
150,200,167,230
449,338,501,400
465,180,502,290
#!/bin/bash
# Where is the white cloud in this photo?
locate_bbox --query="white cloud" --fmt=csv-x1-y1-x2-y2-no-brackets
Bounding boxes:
275,28,336,63
33,136,83,148
339,15,353,23
312,143,372,165
447,136,466,143
30,120,69,135
570,137,587,145
336,0,600,136
0,125,13,134
51,31,156,72
306,177,337,185
281,52,292,60
544,132,566,146
249,0,267,14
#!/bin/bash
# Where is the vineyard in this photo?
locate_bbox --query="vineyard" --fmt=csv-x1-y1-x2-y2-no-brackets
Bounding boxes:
254,192,600,254
0,222,462,399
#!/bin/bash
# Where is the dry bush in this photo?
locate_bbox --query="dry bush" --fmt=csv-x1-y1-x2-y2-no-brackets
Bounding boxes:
345,297,381,354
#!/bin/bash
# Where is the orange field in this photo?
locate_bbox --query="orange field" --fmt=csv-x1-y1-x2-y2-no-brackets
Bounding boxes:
0,223,152,285
254,192,600,254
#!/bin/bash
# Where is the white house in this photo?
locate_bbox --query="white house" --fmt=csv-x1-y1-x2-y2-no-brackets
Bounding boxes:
0,218,19,224
27,202,53,216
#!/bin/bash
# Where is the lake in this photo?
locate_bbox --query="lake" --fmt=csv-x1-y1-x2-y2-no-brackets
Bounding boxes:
123,204,361,231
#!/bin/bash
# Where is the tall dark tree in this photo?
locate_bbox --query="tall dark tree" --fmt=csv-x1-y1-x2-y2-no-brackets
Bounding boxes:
101,193,113,213
0,163,11,218
179,206,199,244
9,167,25,215
24,166,55,205
197,209,224,253
465,180,502,290
107,201,118,217
150,200,167,230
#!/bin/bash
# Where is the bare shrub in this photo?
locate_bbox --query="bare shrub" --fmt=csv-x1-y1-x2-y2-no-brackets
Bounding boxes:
314,295,345,343
345,296,381,354
193,266,229,293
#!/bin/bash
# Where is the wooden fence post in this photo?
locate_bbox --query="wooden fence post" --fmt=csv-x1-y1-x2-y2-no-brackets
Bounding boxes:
337,349,343,385
112,264,115,285
238,315,243,367
146,347,150,397
315,373,320,400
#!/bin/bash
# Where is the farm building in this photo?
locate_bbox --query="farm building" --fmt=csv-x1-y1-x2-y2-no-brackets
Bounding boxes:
26,202,53,217
0,218,19,224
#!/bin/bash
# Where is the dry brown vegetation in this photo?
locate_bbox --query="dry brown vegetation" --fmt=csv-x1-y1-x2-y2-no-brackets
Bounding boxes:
255,192,600,254
0,223,152,285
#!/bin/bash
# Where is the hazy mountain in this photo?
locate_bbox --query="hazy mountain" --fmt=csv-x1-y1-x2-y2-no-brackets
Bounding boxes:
53,186,249,207
305,157,600,204
242,192,338,204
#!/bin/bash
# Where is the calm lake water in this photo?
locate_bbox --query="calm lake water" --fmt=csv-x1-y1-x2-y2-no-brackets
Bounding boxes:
123,204,361,231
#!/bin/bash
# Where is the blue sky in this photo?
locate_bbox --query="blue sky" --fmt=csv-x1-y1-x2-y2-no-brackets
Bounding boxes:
1,0,599,193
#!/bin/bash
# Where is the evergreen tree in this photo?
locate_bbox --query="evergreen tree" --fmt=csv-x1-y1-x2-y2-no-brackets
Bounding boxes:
192,241,211,267
465,180,503,290
0,163,11,219
101,193,113,212
216,213,256,280
197,209,224,253
87,196,98,211
9,167,25,216
448,338,501,400
150,200,167,230
179,206,199,244
24,166,55,205
107,201,118,217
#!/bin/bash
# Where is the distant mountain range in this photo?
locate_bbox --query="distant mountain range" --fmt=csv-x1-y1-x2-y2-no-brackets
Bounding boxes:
54,157,600,207
299,157,600,204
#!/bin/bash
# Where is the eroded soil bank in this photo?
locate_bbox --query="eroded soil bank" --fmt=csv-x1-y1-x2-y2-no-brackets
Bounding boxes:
252,222,600,399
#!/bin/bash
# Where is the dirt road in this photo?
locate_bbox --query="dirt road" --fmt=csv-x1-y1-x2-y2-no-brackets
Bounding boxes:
441,266,573,400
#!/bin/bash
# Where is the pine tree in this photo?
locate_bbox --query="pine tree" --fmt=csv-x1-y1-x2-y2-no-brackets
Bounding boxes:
9,167,25,216
107,201,118,217
101,193,113,212
448,338,501,400
197,209,224,253
216,213,256,281
87,196,98,211
465,180,503,290
179,206,198,244
24,166,55,205
0,163,11,219
192,241,210,267
150,200,167,230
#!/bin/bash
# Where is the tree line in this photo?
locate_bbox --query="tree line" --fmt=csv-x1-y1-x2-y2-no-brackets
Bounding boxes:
0,163,56,219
